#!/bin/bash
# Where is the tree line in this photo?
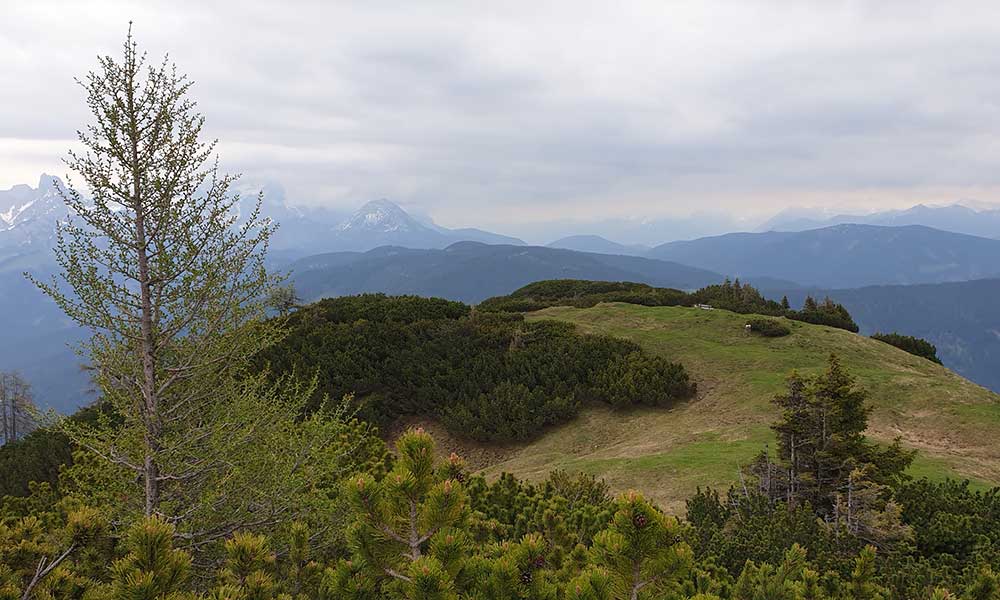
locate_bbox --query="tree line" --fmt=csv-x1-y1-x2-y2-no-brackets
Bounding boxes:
870,333,943,364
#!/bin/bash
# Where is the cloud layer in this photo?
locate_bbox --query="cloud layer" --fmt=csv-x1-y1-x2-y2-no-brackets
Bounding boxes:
4,1,1000,234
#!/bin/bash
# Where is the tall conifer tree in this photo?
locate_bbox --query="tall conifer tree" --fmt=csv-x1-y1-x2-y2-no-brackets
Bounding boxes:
30,27,353,549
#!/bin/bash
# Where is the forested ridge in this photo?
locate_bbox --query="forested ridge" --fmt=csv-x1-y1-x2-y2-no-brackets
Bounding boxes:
5,293,998,598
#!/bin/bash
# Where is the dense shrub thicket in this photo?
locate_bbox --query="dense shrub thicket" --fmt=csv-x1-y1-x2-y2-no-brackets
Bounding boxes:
747,318,791,337
481,279,861,332
871,332,943,364
0,429,71,497
5,423,998,599
477,279,691,312
259,294,696,442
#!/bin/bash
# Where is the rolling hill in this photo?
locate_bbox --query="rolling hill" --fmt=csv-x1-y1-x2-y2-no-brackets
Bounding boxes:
441,302,1000,513
647,224,1000,288
766,278,1000,393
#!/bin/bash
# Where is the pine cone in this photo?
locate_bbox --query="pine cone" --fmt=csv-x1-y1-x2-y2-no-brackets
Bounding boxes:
633,513,648,529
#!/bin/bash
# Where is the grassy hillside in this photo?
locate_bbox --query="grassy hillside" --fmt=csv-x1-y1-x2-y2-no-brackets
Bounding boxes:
477,303,1000,513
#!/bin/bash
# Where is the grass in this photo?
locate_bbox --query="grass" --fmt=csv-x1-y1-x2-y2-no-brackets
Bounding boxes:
475,303,1000,513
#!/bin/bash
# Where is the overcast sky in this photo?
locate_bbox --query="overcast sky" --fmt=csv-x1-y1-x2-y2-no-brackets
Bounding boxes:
4,1,1000,232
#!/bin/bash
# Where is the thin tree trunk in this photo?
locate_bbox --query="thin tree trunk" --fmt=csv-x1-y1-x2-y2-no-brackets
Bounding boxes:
126,56,161,517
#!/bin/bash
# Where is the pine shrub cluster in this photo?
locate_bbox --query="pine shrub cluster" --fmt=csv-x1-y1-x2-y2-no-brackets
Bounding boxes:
259,295,696,442
481,279,861,333
746,318,791,337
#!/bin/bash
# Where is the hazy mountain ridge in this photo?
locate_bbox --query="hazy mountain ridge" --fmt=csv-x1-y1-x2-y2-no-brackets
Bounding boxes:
5,172,1000,411
758,203,1000,239
648,224,1000,288
546,234,649,256
290,241,728,304
0,175,69,271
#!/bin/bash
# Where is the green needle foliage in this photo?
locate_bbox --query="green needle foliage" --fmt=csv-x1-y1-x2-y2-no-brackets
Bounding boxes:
590,491,693,600
26,27,369,556
340,428,469,595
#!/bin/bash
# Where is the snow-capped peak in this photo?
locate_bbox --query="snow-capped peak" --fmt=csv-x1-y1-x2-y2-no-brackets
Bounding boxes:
0,174,64,231
337,199,423,233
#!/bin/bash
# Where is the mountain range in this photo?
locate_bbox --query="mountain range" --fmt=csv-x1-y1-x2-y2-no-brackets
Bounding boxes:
327,199,524,252
4,173,1000,411
0,176,526,271
758,203,1000,238
647,224,1000,288
290,242,728,304
0,175,69,272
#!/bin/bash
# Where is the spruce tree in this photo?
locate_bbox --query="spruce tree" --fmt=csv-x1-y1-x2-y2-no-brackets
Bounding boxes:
772,356,872,512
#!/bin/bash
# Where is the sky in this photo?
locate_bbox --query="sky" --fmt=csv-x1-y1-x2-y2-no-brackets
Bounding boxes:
4,1,1000,235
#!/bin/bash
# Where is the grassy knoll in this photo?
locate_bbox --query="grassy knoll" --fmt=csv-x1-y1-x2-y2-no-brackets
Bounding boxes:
478,303,1000,513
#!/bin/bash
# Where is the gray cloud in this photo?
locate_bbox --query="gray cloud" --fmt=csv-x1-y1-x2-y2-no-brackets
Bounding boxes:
4,0,1000,236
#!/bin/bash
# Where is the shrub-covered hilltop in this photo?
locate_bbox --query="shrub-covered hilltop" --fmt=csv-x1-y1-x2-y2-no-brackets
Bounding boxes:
486,301,1000,511
479,279,860,332
258,294,696,442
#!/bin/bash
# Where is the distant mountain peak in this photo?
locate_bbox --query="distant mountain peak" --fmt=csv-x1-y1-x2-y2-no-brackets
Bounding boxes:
337,199,424,234
37,173,60,189
547,234,649,256
1,174,64,232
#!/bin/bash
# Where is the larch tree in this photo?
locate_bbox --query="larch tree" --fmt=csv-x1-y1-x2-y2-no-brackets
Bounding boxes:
29,27,353,550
